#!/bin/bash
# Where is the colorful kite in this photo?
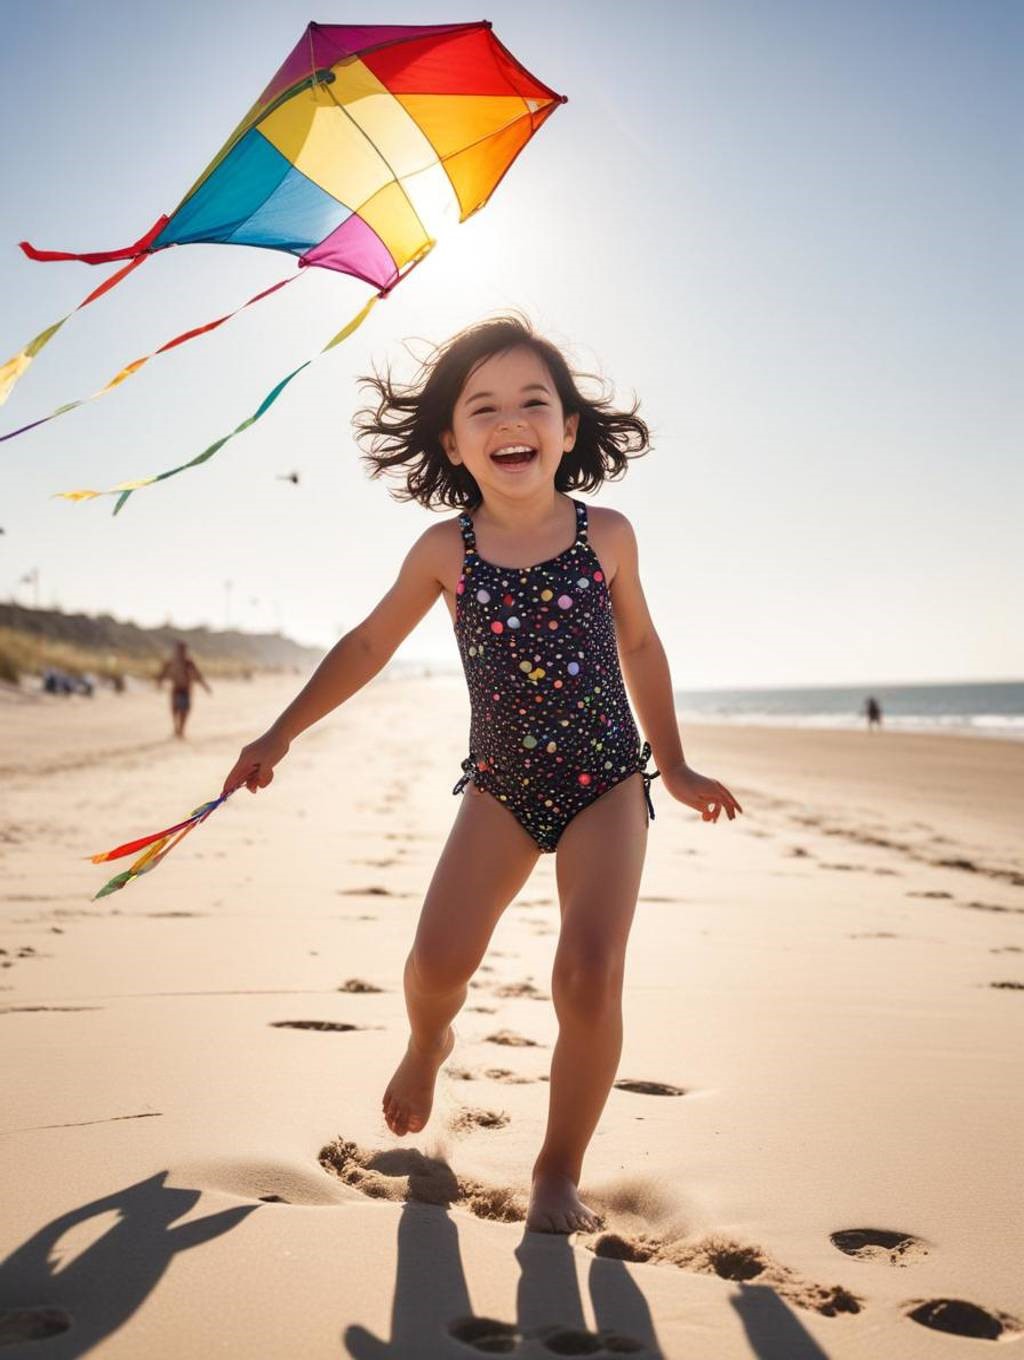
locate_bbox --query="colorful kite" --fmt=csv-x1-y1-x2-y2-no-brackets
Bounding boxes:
88,792,233,898
1,20,566,512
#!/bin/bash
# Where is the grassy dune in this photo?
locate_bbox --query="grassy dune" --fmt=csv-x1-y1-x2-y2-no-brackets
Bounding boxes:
0,604,322,686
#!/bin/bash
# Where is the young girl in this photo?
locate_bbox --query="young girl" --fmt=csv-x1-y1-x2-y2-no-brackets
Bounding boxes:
221,315,742,1235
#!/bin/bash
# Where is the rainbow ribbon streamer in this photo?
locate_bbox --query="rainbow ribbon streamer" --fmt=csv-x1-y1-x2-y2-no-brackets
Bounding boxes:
0,273,299,442
88,791,233,899
54,285,388,514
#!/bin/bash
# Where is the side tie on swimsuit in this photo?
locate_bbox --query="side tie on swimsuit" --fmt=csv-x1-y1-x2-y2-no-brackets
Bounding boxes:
638,740,660,822
452,755,479,796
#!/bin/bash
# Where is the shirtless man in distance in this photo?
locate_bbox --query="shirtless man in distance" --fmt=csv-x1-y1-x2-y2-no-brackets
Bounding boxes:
156,641,212,738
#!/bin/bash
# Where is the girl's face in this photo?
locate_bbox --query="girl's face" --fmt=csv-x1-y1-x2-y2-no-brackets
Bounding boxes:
441,346,578,495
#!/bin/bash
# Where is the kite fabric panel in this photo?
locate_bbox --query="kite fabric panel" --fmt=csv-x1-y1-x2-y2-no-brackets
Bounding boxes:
1,19,566,504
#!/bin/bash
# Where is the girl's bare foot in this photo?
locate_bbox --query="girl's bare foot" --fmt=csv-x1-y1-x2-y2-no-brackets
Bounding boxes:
382,1025,456,1135
526,1170,602,1234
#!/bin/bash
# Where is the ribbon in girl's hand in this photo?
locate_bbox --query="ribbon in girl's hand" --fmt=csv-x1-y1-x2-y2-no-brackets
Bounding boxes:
87,791,234,899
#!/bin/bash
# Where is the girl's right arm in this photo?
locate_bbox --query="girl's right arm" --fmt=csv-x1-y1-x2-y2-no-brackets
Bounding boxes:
220,524,448,796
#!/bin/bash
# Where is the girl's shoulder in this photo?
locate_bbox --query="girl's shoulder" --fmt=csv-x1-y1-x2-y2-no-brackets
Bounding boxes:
585,504,636,588
415,514,470,587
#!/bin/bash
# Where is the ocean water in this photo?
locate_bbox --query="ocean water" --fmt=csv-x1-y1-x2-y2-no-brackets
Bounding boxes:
674,680,1024,739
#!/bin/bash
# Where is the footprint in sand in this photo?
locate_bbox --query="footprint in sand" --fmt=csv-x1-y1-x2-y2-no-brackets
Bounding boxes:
613,1079,687,1097
0,1005,101,1014
337,978,383,993
991,945,1024,954
905,1297,1022,1341
465,1004,497,1014
0,1307,73,1345
989,980,1024,990
446,1066,476,1081
448,1315,646,1354
848,931,901,939
447,1067,534,1085
485,1029,544,1048
830,1227,929,1265
590,1232,862,1318
493,980,549,1000
268,1020,365,1032
962,901,1024,915
907,890,953,898
0,946,48,970
320,1137,526,1222
449,1107,511,1133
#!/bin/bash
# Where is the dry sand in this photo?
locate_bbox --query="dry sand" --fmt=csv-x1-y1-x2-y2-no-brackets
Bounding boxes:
1,672,1022,1358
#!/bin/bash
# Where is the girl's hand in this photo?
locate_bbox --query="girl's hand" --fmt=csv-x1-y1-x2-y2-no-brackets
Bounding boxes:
221,729,290,797
660,761,743,823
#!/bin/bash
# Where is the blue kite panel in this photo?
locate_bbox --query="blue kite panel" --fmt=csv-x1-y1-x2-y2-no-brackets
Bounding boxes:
154,130,295,249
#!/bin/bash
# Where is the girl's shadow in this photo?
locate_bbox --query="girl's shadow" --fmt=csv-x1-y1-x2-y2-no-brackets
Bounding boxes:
0,1170,256,1355
343,1197,834,1360
344,1199,662,1358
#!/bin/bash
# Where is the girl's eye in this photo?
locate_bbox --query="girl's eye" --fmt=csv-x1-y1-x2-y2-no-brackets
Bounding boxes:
469,400,547,415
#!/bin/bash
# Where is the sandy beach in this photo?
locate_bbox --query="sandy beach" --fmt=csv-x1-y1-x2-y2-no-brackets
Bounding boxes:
1,671,1022,1358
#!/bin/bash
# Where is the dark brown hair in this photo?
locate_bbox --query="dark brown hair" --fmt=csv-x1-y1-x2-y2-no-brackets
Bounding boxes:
353,313,651,510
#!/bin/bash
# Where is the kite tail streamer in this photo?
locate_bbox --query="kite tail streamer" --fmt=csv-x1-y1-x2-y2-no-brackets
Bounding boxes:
0,274,299,443
89,793,229,899
18,214,170,264
0,254,150,407
55,287,386,514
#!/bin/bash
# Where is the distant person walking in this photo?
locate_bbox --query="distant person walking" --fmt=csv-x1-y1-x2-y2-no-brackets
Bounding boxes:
156,642,211,739
863,695,883,730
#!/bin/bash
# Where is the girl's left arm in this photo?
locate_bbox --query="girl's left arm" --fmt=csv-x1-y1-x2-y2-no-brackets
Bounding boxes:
608,513,742,823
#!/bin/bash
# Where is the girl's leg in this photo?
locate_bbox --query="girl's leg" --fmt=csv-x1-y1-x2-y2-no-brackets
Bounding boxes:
528,773,649,1232
383,786,541,1135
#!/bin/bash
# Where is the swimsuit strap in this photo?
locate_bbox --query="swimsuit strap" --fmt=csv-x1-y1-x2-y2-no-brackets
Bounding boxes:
572,497,589,545
457,509,477,555
460,499,584,557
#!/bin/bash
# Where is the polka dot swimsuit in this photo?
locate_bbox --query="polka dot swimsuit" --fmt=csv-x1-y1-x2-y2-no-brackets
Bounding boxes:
452,497,660,852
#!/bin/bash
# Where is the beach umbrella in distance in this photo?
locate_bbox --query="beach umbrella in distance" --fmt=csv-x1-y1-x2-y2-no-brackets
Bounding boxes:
0,21,567,514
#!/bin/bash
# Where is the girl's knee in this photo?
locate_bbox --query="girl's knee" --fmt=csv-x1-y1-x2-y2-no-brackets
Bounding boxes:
551,948,623,1021
407,945,474,996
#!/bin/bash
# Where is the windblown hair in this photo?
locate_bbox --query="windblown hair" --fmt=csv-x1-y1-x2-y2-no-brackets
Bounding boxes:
353,313,651,510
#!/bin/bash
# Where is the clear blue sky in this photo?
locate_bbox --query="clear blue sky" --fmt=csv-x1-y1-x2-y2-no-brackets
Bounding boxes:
1,0,1019,687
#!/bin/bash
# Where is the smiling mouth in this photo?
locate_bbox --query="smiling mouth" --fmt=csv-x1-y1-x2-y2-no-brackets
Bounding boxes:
490,447,537,466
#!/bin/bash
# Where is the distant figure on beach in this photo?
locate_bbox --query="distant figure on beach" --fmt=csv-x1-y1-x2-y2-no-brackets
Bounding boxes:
156,642,211,739
220,316,743,1235
864,695,883,730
